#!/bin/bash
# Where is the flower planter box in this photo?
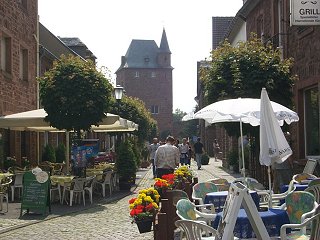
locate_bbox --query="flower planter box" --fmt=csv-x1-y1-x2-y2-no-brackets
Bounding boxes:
136,217,153,233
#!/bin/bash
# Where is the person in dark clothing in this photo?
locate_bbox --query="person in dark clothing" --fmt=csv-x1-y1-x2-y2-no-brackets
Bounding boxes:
193,137,204,170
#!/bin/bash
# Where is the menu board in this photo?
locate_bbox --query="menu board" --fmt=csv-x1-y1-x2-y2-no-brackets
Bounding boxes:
20,171,51,216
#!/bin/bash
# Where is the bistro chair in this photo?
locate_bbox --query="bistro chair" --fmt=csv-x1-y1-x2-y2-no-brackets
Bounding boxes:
305,179,320,203
280,205,320,240
84,176,95,204
95,170,113,197
50,180,62,204
175,219,217,240
281,191,318,227
207,178,230,191
176,199,217,226
62,178,86,206
192,182,218,205
10,173,24,202
172,189,189,206
303,158,318,175
292,173,317,184
0,177,13,213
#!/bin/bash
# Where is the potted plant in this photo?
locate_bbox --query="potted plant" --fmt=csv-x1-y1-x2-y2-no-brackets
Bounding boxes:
116,140,137,190
129,187,160,233
201,153,210,165
227,149,239,173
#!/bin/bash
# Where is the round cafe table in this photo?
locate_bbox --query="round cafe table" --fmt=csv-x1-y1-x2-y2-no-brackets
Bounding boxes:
212,208,290,239
50,175,75,186
205,190,260,212
0,173,14,182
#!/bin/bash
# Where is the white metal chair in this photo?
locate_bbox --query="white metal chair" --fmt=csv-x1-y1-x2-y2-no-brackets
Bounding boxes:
95,171,113,197
50,181,62,204
0,177,13,213
84,176,95,204
175,219,217,240
11,173,24,202
62,178,86,206
303,158,318,175
176,198,217,225
292,173,317,184
280,207,320,240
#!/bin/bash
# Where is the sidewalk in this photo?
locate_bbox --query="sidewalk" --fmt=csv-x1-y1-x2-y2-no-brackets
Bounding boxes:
0,157,240,239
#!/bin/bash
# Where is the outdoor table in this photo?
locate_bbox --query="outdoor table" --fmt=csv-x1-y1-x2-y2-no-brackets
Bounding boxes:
212,208,290,239
50,175,75,186
205,190,260,212
86,169,103,180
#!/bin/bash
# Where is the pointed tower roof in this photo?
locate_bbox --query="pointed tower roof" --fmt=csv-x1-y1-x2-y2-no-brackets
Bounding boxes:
159,28,171,54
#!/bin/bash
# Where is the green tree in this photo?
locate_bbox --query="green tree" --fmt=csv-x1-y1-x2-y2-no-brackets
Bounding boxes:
38,55,113,138
110,96,158,142
201,35,295,136
173,108,197,140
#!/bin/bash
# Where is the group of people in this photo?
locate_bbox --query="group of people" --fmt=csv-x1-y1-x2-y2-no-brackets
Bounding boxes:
148,136,207,178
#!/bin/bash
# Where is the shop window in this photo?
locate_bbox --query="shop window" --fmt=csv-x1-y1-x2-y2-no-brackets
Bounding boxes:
304,86,319,156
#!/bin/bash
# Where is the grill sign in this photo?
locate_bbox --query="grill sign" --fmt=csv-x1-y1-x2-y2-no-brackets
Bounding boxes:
291,0,320,25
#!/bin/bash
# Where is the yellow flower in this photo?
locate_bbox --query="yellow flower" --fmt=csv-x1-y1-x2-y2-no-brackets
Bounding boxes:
152,202,159,209
144,196,153,202
129,204,134,209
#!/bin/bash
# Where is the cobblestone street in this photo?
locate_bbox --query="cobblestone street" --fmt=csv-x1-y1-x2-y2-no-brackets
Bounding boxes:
0,159,240,239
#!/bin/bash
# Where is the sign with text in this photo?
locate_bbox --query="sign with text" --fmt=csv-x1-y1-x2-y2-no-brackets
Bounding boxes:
20,171,51,216
291,0,320,25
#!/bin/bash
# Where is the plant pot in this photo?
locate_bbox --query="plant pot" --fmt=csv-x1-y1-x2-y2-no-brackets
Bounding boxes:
135,217,153,233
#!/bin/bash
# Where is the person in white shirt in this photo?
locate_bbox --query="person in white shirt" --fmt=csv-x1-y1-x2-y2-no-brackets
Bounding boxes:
178,138,189,166
154,136,180,178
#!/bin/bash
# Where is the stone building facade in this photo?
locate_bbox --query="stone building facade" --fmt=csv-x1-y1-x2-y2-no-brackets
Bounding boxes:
116,29,173,136
0,0,38,165
244,0,320,170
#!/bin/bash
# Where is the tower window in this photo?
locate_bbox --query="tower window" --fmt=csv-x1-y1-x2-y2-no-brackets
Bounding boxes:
151,72,156,78
150,105,159,114
134,71,139,78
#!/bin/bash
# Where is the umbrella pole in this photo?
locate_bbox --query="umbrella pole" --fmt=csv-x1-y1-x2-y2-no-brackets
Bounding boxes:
268,166,272,208
240,118,245,178
66,131,70,173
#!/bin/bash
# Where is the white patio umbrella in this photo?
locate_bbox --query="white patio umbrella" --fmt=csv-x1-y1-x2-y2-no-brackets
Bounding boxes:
192,97,299,177
259,88,295,205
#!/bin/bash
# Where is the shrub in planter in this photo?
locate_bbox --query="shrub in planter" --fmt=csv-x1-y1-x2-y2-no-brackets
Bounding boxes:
227,149,239,172
201,153,210,165
42,144,56,163
116,140,137,188
55,143,66,163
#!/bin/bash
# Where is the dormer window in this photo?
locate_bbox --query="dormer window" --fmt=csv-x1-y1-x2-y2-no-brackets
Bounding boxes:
144,57,150,63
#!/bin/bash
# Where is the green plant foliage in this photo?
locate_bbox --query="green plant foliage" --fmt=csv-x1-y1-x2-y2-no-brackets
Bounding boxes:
201,153,210,165
200,35,296,137
227,149,239,172
116,140,137,182
42,144,56,163
38,55,113,137
110,96,158,142
55,143,66,163
173,108,198,140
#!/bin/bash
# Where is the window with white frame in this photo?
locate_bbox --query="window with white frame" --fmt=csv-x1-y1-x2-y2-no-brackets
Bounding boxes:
19,47,28,81
151,71,156,78
304,86,319,156
150,105,159,114
0,35,12,73
135,71,139,78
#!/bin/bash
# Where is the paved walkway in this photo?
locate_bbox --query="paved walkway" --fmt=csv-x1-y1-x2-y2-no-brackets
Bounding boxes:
0,158,240,239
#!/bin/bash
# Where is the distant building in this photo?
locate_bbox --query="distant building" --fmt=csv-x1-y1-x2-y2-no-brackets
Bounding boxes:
60,37,97,63
116,29,173,136
212,17,234,49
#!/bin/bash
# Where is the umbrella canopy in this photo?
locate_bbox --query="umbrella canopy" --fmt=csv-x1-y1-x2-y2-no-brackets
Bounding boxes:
259,88,295,205
191,97,299,177
259,88,293,166
182,111,195,121
193,98,298,126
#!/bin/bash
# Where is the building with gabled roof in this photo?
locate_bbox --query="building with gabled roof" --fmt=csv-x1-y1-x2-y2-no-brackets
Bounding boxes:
116,29,173,137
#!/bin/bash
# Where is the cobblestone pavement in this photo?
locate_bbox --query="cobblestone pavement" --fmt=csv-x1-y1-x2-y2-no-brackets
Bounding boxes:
0,158,240,239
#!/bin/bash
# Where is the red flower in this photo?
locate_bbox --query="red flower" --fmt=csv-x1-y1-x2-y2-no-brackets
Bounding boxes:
145,203,154,211
129,198,136,204
136,205,144,210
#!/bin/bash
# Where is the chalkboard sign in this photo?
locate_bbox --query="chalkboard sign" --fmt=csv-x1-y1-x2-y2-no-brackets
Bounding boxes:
20,171,51,216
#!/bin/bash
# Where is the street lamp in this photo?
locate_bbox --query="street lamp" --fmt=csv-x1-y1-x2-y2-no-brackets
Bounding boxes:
114,85,124,101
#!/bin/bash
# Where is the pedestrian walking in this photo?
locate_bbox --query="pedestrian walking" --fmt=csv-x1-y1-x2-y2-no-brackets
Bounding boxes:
154,136,180,178
213,139,220,161
187,141,192,166
178,138,189,166
149,138,160,178
193,137,205,170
